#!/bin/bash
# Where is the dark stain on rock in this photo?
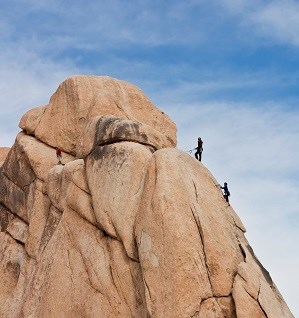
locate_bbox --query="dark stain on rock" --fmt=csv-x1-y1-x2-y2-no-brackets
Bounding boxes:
0,172,27,220
131,122,149,143
146,145,156,153
0,204,9,231
166,136,175,146
2,141,36,189
7,261,21,281
0,170,7,202
40,207,62,253
95,116,119,146
113,122,134,140
92,145,113,160
113,146,129,170
140,133,148,141
1,176,26,220
94,116,160,153
94,143,131,169
239,243,246,260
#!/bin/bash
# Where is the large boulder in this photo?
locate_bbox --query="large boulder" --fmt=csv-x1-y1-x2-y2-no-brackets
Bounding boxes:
135,149,244,317
21,208,147,318
86,141,152,260
20,76,177,155
0,76,294,318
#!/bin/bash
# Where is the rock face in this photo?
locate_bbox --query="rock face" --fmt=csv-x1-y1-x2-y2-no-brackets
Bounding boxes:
0,147,10,167
20,76,176,155
0,76,294,318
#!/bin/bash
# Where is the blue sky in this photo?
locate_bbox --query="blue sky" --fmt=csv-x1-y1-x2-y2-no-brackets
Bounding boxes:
1,0,299,315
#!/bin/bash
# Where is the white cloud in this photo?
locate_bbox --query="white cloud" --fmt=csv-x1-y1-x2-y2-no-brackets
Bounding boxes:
0,45,80,146
252,1,299,46
0,0,209,52
220,0,299,47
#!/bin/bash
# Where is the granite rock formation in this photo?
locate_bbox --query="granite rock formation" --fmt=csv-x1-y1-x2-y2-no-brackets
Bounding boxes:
0,75,294,318
0,147,10,167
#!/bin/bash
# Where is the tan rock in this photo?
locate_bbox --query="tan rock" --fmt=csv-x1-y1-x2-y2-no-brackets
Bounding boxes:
46,164,65,211
135,148,247,317
46,158,97,231
198,298,224,318
47,159,91,215
0,172,27,221
0,147,10,166
31,76,176,154
6,213,29,244
238,242,269,279
17,132,75,182
216,296,237,318
0,76,294,318
19,105,46,135
0,203,10,231
258,280,294,318
66,182,96,225
107,238,147,317
25,187,51,259
233,278,266,318
135,149,215,318
78,115,172,158
86,141,152,260
22,208,146,318
65,159,90,193
1,139,35,188
232,243,294,318
234,262,261,300
39,205,61,254
0,232,34,318
0,233,23,300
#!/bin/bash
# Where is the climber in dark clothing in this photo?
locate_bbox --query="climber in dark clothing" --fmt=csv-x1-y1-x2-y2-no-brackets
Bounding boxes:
220,182,230,205
194,137,203,161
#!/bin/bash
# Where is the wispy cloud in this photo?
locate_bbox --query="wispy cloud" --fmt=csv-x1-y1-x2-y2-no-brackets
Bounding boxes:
252,1,299,46
220,0,299,47
0,45,79,146
1,0,236,53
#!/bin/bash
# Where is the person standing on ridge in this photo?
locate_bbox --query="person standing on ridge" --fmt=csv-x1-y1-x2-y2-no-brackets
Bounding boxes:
195,137,203,161
56,147,62,165
220,182,230,205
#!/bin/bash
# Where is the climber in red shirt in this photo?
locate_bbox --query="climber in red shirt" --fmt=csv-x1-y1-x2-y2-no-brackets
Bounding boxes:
56,147,62,165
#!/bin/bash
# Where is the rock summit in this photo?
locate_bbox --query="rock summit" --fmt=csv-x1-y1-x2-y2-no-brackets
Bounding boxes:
0,76,294,317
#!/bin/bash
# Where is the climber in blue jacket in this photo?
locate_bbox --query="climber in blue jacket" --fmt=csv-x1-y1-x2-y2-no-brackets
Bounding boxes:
220,182,230,205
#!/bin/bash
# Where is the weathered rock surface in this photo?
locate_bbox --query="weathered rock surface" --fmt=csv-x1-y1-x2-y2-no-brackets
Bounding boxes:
0,147,10,167
20,76,177,155
0,76,294,318
78,115,171,158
